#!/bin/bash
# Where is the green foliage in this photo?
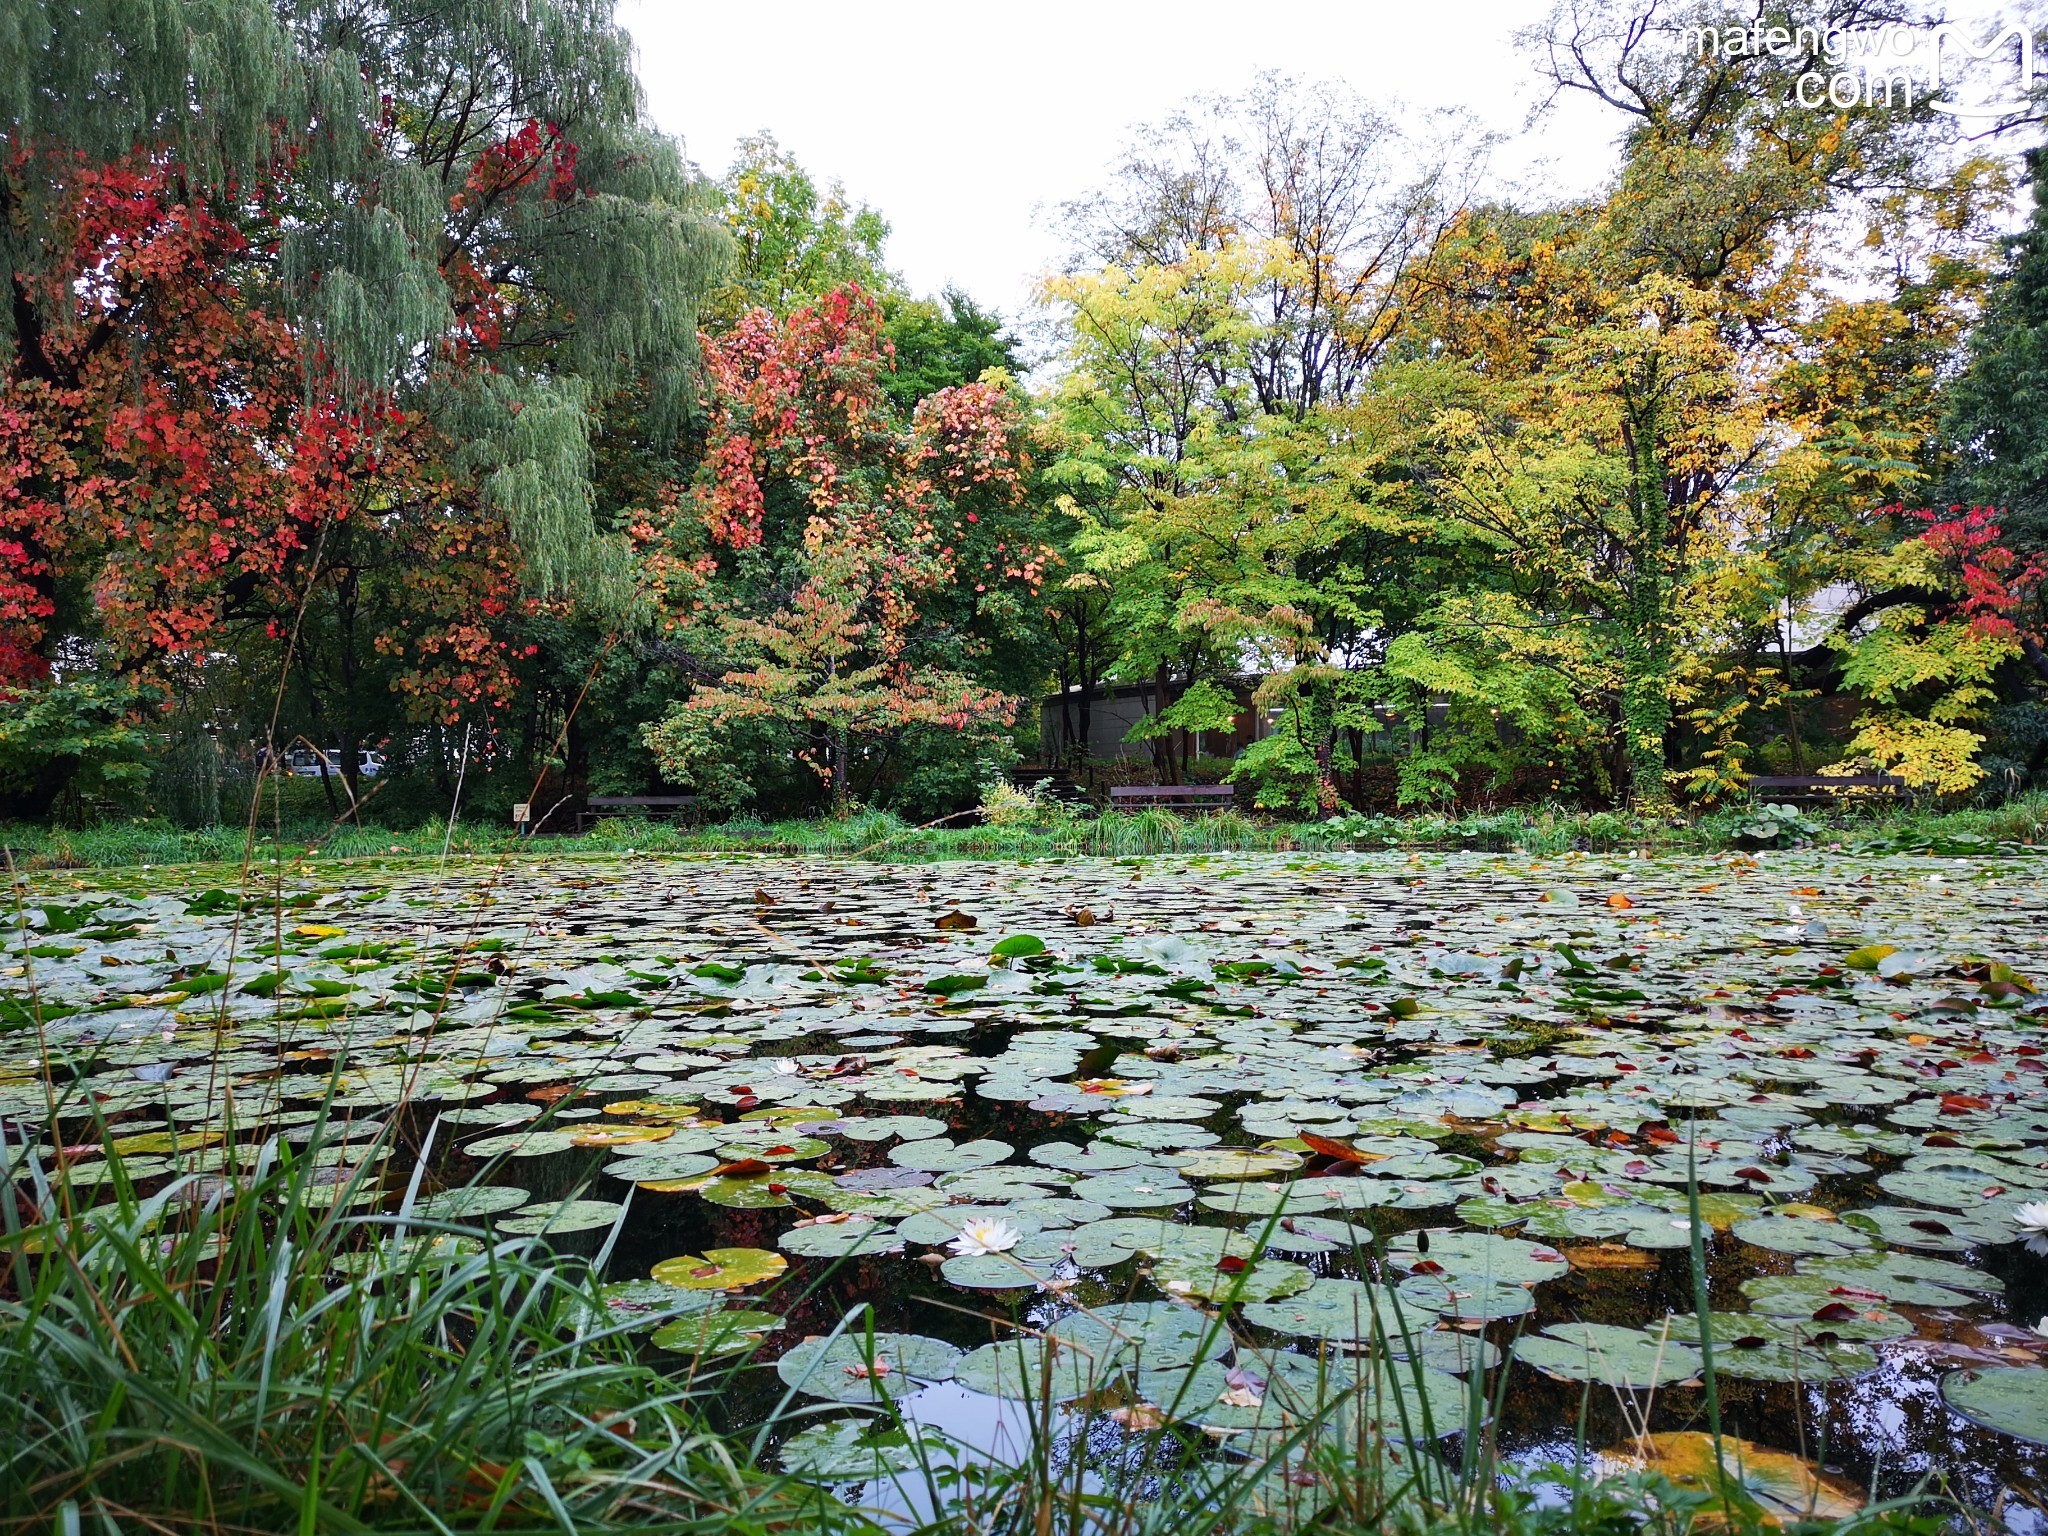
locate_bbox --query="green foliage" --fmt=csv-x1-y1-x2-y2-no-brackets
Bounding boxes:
0,677,153,820
709,133,895,317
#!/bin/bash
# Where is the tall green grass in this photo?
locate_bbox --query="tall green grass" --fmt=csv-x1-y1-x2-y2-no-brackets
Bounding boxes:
8,792,2044,871
0,1102,856,1535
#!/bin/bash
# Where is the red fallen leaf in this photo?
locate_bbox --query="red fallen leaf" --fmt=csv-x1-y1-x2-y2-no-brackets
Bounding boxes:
767,1183,789,1195
733,1097,760,1111
1941,1094,1991,1112
1910,1218,1953,1234
1983,1184,2007,1198
1606,893,1634,909
690,1264,720,1278
1614,1062,1638,1072
1624,1160,1651,1175
1645,1126,1681,1146
1777,1047,1816,1059
1829,1285,1887,1303
1409,1259,1446,1275
1733,1167,1771,1183
715,1159,771,1177
1300,1132,1377,1164
766,1145,795,1156
1731,1336,1767,1349
1812,1303,1859,1322
1924,1133,1962,1148
1604,1132,1632,1147
1215,1255,1249,1274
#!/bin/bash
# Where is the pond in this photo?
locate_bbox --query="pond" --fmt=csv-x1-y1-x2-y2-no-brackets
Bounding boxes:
6,848,2047,1520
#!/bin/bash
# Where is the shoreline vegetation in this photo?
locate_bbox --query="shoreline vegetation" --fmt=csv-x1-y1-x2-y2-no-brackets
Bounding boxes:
4,794,2044,873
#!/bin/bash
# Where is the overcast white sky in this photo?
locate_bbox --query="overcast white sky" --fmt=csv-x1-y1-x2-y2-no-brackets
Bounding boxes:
619,0,2028,321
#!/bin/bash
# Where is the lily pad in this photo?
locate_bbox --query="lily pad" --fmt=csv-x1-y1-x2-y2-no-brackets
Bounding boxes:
888,1137,1013,1172
650,1308,784,1357
780,1419,951,1481
1513,1322,1702,1390
497,1197,625,1235
1941,1366,2048,1445
413,1184,529,1220
778,1219,906,1259
774,1330,964,1402
1149,1252,1313,1303
1241,1278,1432,1343
651,1247,788,1290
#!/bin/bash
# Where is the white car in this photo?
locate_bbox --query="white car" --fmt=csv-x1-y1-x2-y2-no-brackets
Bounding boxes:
286,748,386,778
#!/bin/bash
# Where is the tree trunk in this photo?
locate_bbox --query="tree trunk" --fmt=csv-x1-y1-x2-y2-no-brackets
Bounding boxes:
1620,394,1674,810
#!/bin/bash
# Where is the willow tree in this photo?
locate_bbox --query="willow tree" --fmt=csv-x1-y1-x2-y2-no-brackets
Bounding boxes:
2,0,726,805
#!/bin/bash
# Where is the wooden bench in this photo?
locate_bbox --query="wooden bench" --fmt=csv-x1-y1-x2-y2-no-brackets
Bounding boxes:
1109,784,1234,813
578,794,698,832
1748,774,1906,805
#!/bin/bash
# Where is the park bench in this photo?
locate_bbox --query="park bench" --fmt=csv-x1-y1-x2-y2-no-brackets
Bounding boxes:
1109,784,1234,813
1747,774,1906,805
576,794,699,832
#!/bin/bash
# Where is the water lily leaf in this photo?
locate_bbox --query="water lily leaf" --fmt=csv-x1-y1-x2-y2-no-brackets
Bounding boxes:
651,1247,788,1290
775,1331,963,1402
497,1197,624,1235
463,1130,573,1159
780,1419,952,1481
1169,1148,1304,1181
1737,1275,1916,1340
1619,1433,1862,1519
954,1335,1120,1399
714,1135,828,1164
596,1280,722,1331
1513,1322,1701,1390
991,934,1047,960
1665,1314,1880,1382
1841,1204,2012,1253
1149,1252,1313,1303
414,1184,529,1220
697,1170,837,1209
778,1219,906,1259
1396,1271,1535,1322
1047,1301,1231,1370
1799,1250,2003,1306
1732,1213,1875,1257
616,1153,720,1186
941,1251,1058,1289
888,1138,1012,1173
1241,1278,1432,1343
1386,1230,1569,1285
1389,1328,1501,1375
836,1115,949,1143
1941,1366,2048,1445
650,1308,783,1356
1196,1181,1339,1217
1069,1169,1194,1208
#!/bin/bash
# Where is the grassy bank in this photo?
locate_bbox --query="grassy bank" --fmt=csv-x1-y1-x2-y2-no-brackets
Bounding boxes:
2,793,2044,872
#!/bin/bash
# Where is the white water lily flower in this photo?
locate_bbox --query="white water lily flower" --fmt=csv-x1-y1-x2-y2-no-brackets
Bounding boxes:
947,1218,1021,1257
771,1058,801,1077
2014,1200,2048,1256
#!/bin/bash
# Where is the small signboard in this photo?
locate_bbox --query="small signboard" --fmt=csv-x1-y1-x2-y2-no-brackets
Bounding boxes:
511,802,531,824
